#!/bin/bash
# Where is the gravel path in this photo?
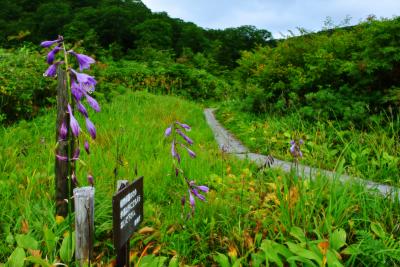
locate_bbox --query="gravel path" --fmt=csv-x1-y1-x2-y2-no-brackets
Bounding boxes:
204,108,400,200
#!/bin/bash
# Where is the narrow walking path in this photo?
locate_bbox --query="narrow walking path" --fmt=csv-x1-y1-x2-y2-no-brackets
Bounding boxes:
204,108,400,200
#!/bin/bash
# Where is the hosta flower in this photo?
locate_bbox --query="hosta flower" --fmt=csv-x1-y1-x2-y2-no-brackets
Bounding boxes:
47,46,62,64
289,139,303,159
171,141,180,163
72,148,80,160
40,39,59,48
72,172,78,186
43,64,57,77
76,102,88,117
67,104,80,137
59,121,68,140
176,128,193,145
176,122,191,131
71,81,84,101
85,117,96,139
84,140,90,154
188,190,195,208
68,50,95,71
87,174,94,186
165,126,172,137
85,94,100,112
56,154,68,161
185,146,196,158
70,69,97,93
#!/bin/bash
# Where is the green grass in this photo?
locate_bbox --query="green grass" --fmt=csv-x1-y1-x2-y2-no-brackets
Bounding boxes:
216,101,400,186
1,92,400,266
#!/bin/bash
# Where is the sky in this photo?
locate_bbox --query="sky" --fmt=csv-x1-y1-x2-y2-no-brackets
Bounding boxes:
141,0,400,38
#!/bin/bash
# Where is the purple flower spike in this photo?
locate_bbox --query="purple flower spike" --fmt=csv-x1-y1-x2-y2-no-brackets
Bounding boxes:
165,126,172,137
87,174,94,186
59,121,68,141
40,39,59,48
176,129,193,145
56,154,68,161
71,81,84,101
192,189,206,201
77,102,88,117
84,140,90,154
176,122,191,131
43,64,57,77
67,104,81,137
290,140,295,145
85,117,96,139
69,50,95,71
196,185,209,193
47,46,61,64
85,94,100,112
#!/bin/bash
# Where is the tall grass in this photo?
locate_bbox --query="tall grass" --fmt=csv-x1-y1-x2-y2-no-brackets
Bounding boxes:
1,92,400,265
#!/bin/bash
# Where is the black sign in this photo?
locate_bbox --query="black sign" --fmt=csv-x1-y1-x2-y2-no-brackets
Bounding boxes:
112,176,143,249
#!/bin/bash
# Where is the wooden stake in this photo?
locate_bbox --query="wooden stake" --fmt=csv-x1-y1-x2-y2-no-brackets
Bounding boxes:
55,66,74,216
74,186,95,266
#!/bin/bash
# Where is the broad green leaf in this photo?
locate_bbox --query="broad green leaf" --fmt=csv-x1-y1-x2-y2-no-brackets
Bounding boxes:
7,247,25,267
213,253,230,267
287,242,322,265
139,255,168,267
330,229,346,251
287,255,317,267
44,226,58,254
260,240,284,267
326,249,344,267
250,251,265,267
371,222,386,239
60,231,75,263
290,226,307,243
25,256,51,267
15,234,38,250
168,256,179,267
232,258,242,267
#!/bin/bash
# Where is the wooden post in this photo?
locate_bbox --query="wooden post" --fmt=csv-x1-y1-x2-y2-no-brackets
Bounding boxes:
73,186,95,266
55,66,74,216
116,180,129,267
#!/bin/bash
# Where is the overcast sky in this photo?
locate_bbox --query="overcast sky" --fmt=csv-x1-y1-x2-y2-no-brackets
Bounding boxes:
141,0,400,38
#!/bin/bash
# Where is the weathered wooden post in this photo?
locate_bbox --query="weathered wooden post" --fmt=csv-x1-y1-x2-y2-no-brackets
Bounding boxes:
113,177,144,267
55,66,74,216
73,186,95,266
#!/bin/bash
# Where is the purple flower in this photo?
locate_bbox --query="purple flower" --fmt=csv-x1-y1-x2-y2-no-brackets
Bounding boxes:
176,129,193,145
70,69,97,93
85,117,96,139
72,148,80,160
85,94,100,112
59,121,68,140
72,172,78,186
87,174,94,186
84,140,90,154
68,50,95,71
196,185,209,193
56,154,68,161
40,39,59,48
171,141,180,163
43,64,57,77
47,46,61,64
185,146,196,158
67,104,80,137
188,190,195,207
191,188,206,201
165,126,172,137
71,82,84,101
76,102,88,117
176,122,191,131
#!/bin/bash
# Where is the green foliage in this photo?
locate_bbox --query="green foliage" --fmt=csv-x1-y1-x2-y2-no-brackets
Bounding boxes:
234,17,400,127
0,47,55,124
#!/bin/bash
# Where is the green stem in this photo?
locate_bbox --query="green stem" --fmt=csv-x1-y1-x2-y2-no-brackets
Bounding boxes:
62,41,74,264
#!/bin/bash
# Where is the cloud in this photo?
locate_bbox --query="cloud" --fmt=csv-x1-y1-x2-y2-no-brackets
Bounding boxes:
142,0,400,38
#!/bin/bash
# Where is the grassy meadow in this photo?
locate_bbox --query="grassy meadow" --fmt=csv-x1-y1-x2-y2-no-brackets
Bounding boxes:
1,92,400,266
216,102,400,186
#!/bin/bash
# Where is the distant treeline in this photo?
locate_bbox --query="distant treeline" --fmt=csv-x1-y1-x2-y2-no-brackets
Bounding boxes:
0,0,272,68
